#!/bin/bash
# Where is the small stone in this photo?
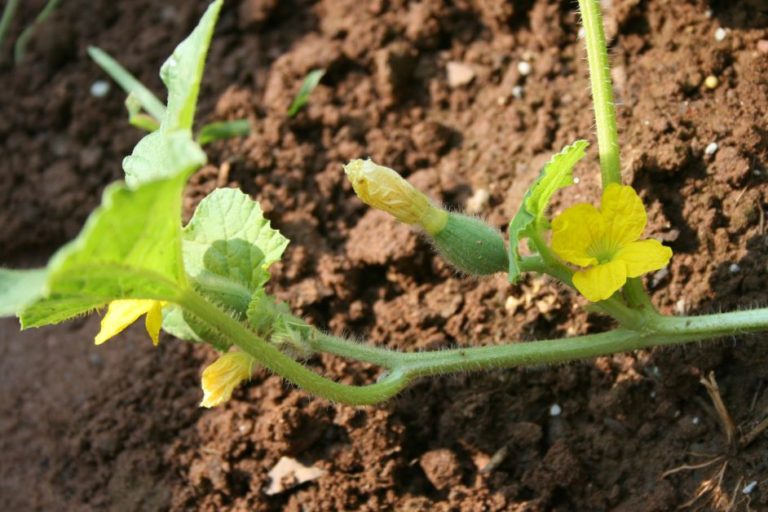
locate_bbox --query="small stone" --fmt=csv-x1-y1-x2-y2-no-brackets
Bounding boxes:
446,61,475,87
466,188,490,214
578,27,586,39
650,267,669,289
692,416,700,425
743,481,758,494
419,449,463,490
549,404,562,417
714,27,727,42
729,263,741,274
675,298,687,315
511,85,524,99
758,40,768,54
89,80,110,98
517,60,532,76
704,142,719,156
704,75,719,89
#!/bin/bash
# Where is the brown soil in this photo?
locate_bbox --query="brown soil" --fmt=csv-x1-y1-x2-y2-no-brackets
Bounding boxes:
2,0,768,510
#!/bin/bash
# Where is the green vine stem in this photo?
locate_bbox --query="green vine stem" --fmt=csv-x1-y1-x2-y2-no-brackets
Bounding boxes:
578,0,621,187
181,285,768,406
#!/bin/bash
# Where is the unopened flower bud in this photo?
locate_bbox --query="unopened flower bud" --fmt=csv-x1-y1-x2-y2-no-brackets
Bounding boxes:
344,159,448,234
200,351,256,408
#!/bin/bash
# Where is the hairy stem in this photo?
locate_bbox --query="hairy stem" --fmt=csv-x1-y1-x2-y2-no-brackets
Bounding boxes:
578,0,621,187
179,284,768,406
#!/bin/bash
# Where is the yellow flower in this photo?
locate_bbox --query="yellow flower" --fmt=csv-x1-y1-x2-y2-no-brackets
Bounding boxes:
95,299,165,346
200,351,256,408
551,184,672,302
343,159,448,234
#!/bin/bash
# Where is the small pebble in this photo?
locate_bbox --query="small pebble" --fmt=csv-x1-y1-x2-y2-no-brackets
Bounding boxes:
714,27,727,42
89,80,111,98
704,9,713,18
675,298,687,315
650,267,669,289
729,263,741,274
466,188,490,214
511,85,524,99
704,75,719,89
650,391,657,399
692,416,700,425
573,176,581,184
517,60,532,76
446,61,475,88
549,404,562,417
578,27,586,39
704,142,719,156
742,481,758,495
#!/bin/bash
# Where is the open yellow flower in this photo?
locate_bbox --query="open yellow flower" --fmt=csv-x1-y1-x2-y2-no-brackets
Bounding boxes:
551,184,672,302
200,351,256,408
94,299,165,346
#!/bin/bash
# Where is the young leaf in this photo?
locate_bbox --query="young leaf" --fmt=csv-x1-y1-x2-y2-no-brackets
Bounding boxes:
197,119,251,146
123,130,206,188
162,188,289,345
507,140,589,283
287,69,325,117
0,268,47,317
88,46,167,122
182,188,289,310
160,0,223,132
20,170,194,328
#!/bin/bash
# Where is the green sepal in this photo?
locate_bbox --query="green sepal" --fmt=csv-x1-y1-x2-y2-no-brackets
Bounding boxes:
507,140,588,283
247,290,315,358
431,213,508,275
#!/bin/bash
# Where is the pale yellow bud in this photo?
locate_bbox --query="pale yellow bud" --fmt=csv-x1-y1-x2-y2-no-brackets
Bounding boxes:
200,351,256,408
343,159,448,234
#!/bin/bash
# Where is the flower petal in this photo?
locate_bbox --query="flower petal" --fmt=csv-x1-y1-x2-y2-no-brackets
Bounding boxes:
95,299,154,345
200,352,255,408
615,239,672,277
572,259,627,302
551,203,604,267
600,184,647,246
144,301,165,346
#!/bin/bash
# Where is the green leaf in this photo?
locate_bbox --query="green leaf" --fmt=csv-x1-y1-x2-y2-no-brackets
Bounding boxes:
287,69,325,117
88,46,167,122
122,130,206,188
162,188,289,346
197,119,251,146
182,188,289,309
507,140,589,283
0,268,47,317
525,140,589,223
20,171,193,328
160,0,223,132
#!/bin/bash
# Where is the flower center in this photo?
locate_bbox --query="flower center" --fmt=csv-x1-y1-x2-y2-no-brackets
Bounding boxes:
586,238,621,264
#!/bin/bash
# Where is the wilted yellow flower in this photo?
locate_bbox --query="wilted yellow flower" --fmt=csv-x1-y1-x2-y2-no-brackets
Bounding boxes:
343,159,448,234
95,299,165,346
200,351,256,408
551,184,672,302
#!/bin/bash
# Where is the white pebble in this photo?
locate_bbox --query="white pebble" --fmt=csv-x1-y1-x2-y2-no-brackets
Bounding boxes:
743,481,758,494
549,404,562,417
517,60,532,76
466,188,490,214
729,263,741,274
511,85,524,99
704,142,719,156
578,27,586,39
675,298,687,315
573,177,581,184
650,391,657,399
89,80,110,98
692,416,700,425
714,27,727,42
